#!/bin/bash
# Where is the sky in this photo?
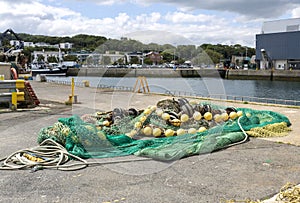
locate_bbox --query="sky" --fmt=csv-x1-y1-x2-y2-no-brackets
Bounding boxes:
1,0,300,47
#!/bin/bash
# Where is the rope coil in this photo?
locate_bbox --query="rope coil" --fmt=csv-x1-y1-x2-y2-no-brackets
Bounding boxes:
0,139,88,171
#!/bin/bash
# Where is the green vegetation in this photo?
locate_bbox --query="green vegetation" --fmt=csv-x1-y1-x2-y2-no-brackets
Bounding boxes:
1,31,255,66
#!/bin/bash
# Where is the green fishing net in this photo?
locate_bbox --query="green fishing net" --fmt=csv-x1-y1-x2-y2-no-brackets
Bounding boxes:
37,99,291,161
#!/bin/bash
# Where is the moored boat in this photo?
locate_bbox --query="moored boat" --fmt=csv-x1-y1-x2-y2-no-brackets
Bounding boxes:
30,62,68,76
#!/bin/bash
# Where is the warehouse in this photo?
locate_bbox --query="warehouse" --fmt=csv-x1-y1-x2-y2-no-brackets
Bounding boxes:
256,18,300,70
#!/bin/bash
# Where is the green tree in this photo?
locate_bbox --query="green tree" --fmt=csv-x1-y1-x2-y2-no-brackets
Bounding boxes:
47,56,58,63
204,49,223,64
130,56,139,64
63,55,78,61
37,55,44,62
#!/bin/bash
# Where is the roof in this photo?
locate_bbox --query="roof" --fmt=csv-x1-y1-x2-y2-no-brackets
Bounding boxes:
262,18,300,34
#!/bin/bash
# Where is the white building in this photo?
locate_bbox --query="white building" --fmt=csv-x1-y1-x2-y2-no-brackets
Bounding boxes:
32,51,64,62
262,18,300,34
59,42,73,49
9,40,22,47
23,42,35,47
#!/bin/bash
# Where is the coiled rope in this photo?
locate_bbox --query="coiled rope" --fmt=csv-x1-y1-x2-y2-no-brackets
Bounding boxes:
0,139,150,172
220,182,300,203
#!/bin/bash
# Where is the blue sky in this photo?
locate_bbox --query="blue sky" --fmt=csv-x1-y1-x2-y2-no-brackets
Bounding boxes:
1,0,300,47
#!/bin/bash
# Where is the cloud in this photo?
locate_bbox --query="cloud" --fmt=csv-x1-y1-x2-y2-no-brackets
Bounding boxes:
141,0,300,19
165,12,216,23
0,0,263,46
125,30,193,45
292,7,300,18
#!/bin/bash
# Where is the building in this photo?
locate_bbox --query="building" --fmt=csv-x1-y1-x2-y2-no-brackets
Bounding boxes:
23,41,35,47
68,51,124,65
9,40,22,47
256,18,300,70
145,51,162,65
32,51,64,62
59,42,73,49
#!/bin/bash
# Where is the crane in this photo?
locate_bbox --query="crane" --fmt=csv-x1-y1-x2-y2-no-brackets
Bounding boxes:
0,28,24,55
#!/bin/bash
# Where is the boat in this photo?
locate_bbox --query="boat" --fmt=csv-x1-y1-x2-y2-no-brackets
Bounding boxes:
30,62,68,76
30,60,80,77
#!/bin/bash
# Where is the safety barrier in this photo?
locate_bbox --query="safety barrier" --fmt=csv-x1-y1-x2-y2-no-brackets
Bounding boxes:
0,80,25,109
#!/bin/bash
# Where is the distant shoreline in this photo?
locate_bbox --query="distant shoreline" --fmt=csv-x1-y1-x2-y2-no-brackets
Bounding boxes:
77,68,300,82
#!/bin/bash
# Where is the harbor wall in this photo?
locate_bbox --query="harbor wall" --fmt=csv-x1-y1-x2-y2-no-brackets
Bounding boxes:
226,69,300,81
77,67,300,81
78,68,224,78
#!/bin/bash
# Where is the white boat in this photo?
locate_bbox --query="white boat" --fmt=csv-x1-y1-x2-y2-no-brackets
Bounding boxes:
30,62,68,76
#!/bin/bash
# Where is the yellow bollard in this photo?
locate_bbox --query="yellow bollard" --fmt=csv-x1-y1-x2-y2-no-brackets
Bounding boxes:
65,78,77,105
71,77,74,101
82,80,90,87
11,92,17,109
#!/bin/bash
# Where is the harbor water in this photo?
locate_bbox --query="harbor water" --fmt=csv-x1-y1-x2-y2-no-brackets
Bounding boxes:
47,76,300,106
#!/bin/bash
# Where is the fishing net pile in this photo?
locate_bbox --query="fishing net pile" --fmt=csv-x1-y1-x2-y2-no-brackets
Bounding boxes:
37,98,291,161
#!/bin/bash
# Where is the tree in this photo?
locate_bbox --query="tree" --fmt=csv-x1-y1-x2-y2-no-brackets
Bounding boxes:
47,56,58,63
63,55,78,61
37,55,44,62
129,56,139,64
161,51,174,63
204,49,223,64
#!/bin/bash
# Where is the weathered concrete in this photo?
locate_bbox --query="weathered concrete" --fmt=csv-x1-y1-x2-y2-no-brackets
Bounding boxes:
227,69,300,81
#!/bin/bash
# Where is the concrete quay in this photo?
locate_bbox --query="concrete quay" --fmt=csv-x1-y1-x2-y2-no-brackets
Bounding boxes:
0,80,300,202
78,67,300,81
226,69,300,81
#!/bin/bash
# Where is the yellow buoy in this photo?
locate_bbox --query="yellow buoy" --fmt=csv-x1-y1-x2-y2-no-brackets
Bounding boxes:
153,128,162,137
162,113,170,120
176,128,186,136
156,109,163,117
221,112,229,121
198,126,207,133
214,114,222,123
180,114,189,122
134,122,142,128
140,116,147,122
165,129,174,137
237,111,243,117
144,108,151,115
143,126,152,136
150,105,157,111
188,128,197,134
203,112,213,121
171,119,181,127
229,112,238,120
193,111,202,120
103,120,110,126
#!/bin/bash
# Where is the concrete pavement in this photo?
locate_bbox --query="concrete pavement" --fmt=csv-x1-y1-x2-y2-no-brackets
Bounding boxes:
0,80,299,203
